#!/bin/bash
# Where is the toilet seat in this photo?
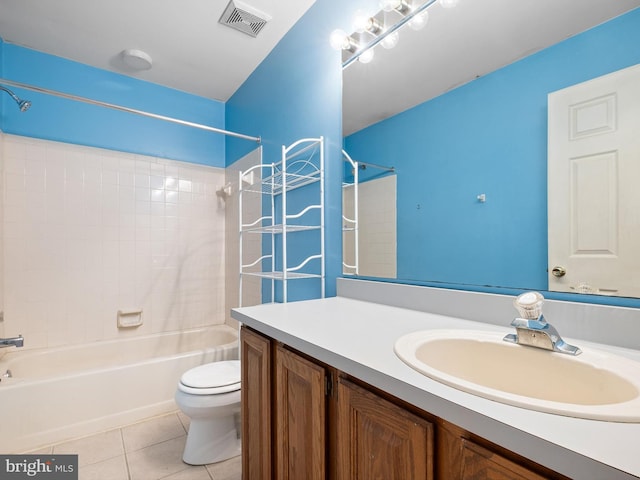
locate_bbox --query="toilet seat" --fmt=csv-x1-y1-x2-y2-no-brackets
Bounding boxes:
178,360,241,395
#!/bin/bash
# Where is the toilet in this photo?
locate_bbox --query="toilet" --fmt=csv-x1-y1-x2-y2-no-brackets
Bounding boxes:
175,360,241,465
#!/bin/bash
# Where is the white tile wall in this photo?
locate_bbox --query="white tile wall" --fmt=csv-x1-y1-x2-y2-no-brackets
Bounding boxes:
342,184,356,275
1,135,227,349
359,175,397,278
343,175,397,278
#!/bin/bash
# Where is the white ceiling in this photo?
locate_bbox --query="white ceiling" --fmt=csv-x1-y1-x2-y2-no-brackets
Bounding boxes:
343,0,640,135
0,0,315,102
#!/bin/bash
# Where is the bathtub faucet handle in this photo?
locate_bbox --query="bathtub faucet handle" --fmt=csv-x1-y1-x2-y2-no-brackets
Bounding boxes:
0,335,24,348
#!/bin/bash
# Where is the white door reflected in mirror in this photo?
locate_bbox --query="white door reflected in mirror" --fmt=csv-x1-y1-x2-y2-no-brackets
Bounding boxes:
548,63,640,298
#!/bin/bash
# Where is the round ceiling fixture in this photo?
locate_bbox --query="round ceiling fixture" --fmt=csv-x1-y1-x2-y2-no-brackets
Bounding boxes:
121,49,153,70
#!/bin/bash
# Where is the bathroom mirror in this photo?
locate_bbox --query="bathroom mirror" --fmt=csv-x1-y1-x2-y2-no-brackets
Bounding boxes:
341,0,640,298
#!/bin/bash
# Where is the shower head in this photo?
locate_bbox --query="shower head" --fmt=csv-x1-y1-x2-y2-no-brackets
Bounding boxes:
0,85,31,112
17,99,32,112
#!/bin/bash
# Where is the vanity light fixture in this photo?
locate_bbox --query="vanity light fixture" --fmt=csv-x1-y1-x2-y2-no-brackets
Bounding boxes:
331,0,460,68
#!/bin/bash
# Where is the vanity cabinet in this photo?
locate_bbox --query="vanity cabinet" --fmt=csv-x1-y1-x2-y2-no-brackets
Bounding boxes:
240,326,567,480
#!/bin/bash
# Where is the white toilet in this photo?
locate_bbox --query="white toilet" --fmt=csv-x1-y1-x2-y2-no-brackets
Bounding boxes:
175,360,241,465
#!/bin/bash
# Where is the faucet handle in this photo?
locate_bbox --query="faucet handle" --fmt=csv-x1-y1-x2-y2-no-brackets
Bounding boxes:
514,291,544,319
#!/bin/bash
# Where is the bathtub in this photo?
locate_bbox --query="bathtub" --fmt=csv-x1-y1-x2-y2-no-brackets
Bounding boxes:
0,325,238,453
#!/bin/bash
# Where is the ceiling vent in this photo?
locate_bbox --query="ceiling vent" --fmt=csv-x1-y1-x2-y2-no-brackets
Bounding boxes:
219,0,271,38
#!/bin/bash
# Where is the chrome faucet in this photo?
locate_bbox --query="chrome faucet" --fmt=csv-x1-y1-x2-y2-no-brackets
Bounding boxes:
503,292,581,356
0,335,24,348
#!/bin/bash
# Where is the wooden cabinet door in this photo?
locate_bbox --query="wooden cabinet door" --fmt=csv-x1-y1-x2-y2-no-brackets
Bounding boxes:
460,440,550,480
438,420,569,480
275,345,326,480
241,327,272,480
336,378,434,480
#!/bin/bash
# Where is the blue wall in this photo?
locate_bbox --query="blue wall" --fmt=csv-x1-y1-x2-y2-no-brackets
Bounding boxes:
226,0,345,301
0,44,225,167
345,8,640,306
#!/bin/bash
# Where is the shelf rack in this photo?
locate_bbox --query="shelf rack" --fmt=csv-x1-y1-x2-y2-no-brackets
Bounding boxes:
239,137,325,304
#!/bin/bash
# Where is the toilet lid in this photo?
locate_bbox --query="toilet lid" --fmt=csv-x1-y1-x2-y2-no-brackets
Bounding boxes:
180,360,240,394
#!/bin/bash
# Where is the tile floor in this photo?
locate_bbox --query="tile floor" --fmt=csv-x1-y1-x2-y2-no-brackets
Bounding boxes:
30,411,241,480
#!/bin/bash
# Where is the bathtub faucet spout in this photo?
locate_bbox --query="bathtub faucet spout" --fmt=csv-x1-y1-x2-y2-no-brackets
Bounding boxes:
0,335,24,348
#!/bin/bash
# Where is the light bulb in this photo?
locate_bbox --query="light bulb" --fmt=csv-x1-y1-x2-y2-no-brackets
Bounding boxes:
439,0,459,8
353,10,371,33
329,29,349,50
379,0,401,12
358,48,375,64
355,16,383,34
408,10,429,30
330,30,358,52
379,0,410,13
380,31,399,49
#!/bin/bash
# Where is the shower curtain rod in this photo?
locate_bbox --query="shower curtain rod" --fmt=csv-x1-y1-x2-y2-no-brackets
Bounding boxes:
0,78,261,143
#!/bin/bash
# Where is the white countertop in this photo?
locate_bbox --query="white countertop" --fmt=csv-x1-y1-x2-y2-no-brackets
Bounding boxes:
232,295,640,480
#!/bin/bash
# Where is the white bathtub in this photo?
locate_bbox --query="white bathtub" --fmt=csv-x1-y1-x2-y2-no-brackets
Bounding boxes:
0,325,238,453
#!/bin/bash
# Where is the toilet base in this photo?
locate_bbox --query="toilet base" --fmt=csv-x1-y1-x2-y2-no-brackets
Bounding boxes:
182,413,241,465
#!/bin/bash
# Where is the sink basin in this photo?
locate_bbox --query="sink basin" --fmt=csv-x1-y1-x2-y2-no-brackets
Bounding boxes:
394,329,640,422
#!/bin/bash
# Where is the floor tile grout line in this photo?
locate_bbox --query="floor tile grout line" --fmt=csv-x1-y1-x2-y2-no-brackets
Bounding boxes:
120,427,133,480
123,433,188,455
121,412,189,455
49,428,127,470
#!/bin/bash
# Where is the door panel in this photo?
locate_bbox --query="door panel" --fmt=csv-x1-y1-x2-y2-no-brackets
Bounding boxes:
460,439,548,480
241,327,272,480
336,378,434,480
275,345,326,480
